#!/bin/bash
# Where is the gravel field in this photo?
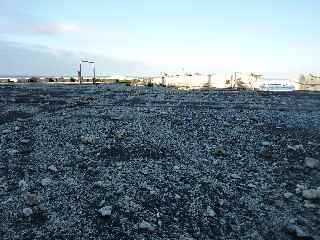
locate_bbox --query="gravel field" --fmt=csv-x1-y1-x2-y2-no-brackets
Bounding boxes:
0,83,320,240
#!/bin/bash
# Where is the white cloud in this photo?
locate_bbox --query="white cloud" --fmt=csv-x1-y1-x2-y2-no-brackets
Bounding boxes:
26,22,81,35
0,40,148,76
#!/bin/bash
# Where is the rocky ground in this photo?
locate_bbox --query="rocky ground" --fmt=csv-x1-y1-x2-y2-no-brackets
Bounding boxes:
0,83,320,240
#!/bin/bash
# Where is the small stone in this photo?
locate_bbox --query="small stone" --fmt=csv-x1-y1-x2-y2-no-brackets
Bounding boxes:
14,126,20,131
302,189,320,200
41,178,52,186
231,174,241,179
99,200,106,207
179,234,195,240
295,184,307,194
7,149,19,155
21,139,31,144
24,193,39,206
94,181,108,188
304,200,317,209
48,165,58,172
22,208,33,217
213,146,225,156
113,130,127,140
2,197,13,204
32,205,48,218
286,223,310,239
98,206,112,217
2,129,10,134
206,206,216,217
218,199,224,206
287,144,304,151
80,136,95,145
139,220,155,232
305,157,320,169
173,165,180,171
259,146,273,159
261,141,272,146
284,192,294,199
18,180,28,191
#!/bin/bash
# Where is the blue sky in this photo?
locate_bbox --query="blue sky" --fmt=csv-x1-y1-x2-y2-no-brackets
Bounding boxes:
0,0,319,76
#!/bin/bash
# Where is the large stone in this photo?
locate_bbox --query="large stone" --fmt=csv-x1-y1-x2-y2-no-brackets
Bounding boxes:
24,193,39,206
48,165,58,172
261,141,272,146
231,174,241,179
305,157,320,169
2,129,10,134
93,181,108,188
287,144,305,151
284,192,294,199
80,136,96,145
302,189,320,200
98,206,112,217
139,220,155,232
206,206,216,217
20,139,31,144
259,146,273,159
213,146,225,156
286,223,311,239
41,178,52,186
18,180,28,191
22,208,33,217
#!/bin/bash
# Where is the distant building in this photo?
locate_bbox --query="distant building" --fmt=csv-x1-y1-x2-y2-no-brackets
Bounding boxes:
0,77,18,83
149,72,264,90
294,74,320,91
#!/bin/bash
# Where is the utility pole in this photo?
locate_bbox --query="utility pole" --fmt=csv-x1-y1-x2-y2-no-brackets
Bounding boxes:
79,62,82,85
93,62,96,85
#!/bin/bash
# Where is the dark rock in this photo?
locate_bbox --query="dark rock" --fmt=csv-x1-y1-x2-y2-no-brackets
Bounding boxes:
286,223,313,239
23,193,39,206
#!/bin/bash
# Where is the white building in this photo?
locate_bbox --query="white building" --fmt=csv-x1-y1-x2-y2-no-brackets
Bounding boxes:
293,74,320,91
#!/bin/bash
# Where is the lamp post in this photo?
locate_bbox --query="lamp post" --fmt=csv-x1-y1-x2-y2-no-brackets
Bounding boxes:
79,60,96,85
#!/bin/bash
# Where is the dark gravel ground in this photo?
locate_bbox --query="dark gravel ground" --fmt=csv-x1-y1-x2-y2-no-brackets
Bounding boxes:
0,83,320,240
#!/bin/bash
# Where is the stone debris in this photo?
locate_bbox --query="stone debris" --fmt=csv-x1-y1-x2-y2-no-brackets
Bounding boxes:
0,84,320,240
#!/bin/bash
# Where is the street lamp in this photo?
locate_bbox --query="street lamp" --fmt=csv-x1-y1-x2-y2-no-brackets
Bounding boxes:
78,60,96,85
